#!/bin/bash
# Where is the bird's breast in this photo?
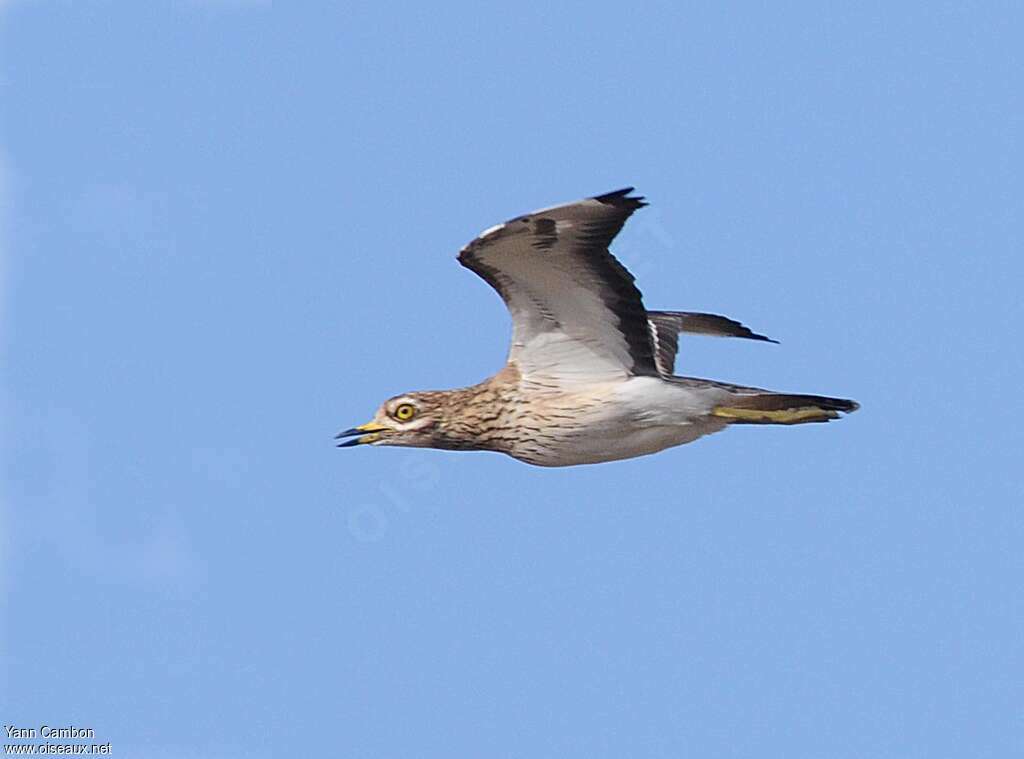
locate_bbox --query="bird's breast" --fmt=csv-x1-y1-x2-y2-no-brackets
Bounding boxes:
502,378,723,466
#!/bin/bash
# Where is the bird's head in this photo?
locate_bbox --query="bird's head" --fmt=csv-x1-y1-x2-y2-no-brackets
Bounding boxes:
335,392,446,449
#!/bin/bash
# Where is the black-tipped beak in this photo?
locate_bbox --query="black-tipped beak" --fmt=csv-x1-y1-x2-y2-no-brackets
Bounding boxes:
334,422,388,448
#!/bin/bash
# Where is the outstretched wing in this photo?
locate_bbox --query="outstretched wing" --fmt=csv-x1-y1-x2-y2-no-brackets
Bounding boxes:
647,311,777,375
458,188,658,385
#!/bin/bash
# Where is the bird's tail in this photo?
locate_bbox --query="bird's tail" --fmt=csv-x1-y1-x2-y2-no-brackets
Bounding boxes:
710,390,859,425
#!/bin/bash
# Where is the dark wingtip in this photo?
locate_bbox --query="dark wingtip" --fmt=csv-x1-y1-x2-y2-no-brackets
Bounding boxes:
655,311,779,344
729,320,778,344
593,187,648,210
749,332,780,344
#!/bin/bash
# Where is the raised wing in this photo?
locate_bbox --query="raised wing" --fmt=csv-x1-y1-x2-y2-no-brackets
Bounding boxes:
647,311,777,375
458,189,658,385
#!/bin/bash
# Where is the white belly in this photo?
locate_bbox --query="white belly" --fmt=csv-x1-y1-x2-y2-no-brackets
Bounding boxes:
508,377,728,467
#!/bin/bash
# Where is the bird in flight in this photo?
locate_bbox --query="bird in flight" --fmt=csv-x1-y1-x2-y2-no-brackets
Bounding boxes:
337,188,858,466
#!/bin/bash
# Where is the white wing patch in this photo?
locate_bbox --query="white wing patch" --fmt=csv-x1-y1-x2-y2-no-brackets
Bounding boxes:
458,189,657,387
478,222,506,239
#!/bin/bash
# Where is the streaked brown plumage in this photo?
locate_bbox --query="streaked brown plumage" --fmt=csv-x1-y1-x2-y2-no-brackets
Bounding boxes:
337,189,857,466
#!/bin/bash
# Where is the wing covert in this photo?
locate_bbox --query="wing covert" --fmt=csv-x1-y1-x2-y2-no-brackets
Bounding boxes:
458,189,658,384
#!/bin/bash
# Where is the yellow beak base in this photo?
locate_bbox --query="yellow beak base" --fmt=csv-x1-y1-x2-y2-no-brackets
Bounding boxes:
335,421,388,447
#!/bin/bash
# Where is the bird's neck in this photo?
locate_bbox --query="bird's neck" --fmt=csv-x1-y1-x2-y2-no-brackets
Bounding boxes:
431,365,523,453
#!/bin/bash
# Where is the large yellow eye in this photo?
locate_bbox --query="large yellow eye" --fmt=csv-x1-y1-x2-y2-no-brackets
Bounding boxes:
394,403,416,421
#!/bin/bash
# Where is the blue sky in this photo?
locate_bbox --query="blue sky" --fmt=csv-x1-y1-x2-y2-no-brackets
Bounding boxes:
2,2,1022,757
